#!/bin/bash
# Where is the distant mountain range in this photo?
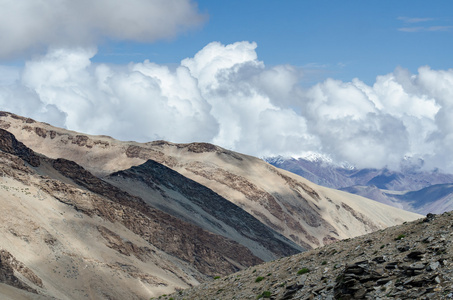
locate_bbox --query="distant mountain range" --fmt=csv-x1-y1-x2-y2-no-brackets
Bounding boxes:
265,156,453,214
0,111,419,299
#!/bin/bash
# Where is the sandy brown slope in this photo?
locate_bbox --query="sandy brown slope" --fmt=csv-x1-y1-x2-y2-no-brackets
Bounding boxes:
0,129,265,299
0,112,422,250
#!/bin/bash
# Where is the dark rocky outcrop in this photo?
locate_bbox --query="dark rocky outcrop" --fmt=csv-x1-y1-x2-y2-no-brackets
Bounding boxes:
0,128,40,167
0,250,42,294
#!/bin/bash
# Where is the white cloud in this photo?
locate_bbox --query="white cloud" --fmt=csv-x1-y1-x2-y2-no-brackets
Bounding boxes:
15,47,218,143
0,0,205,59
1,42,453,172
304,78,377,121
181,41,261,93
300,78,410,168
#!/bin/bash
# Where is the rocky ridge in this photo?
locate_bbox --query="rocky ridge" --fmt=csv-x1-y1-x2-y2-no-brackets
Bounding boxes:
165,212,453,299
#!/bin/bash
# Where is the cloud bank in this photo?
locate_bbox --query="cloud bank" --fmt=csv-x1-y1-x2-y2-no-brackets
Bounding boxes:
0,0,205,59
1,41,453,172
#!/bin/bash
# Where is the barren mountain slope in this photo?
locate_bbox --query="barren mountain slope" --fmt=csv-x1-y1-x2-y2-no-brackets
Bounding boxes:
165,212,453,300
0,112,421,250
0,129,266,299
104,160,302,261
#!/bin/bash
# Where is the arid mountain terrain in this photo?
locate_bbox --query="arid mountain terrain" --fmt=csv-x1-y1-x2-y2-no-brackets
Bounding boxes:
0,111,421,299
165,212,453,300
266,156,453,214
0,112,420,250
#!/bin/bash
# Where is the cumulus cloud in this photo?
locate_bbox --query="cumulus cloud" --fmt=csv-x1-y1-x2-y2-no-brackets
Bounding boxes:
0,0,205,59
1,41,453,172
14,46,218,143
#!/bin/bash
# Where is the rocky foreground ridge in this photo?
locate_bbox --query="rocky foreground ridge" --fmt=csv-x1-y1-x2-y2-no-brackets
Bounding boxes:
165,212,453,300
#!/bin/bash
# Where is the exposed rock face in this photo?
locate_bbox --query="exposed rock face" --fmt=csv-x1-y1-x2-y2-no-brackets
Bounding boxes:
96,225,152,261
0,128,40,167
0,111,422,252
0,250,42,294
165,212,453,300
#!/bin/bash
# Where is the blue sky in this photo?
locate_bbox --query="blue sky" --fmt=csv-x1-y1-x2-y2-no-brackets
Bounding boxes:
93,1,453,85
1,0,453,172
